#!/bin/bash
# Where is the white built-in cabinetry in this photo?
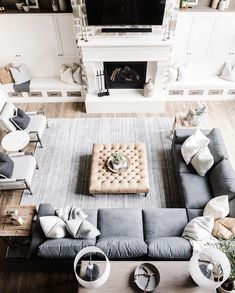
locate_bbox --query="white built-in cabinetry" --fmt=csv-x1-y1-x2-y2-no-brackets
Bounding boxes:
167,11,235,100
0,13,83,103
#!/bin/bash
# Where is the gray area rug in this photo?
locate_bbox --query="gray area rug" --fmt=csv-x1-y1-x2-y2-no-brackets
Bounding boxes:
21,117,180,209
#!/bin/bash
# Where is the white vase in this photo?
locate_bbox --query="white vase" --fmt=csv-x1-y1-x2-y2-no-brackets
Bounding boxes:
218,0,228,11
58,0,67,11
143,79,155,98
225,0,231,8
211,0,220,8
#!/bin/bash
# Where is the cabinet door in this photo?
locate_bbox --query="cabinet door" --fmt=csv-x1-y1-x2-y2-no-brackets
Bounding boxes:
0,18,15,58
186,15,217,56
210,16,235,56
172,14,193,56
3,15,40,58
54,14,77,57
32,15,60,58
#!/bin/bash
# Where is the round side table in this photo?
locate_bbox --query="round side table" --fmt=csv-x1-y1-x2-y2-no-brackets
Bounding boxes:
1,130,30,152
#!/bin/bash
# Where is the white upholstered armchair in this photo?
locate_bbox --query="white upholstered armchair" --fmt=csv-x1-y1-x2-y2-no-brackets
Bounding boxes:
0,152,37,195
0,101,48,148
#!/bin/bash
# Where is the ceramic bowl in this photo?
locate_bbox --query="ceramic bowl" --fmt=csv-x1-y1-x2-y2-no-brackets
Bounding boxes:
134,263,160,292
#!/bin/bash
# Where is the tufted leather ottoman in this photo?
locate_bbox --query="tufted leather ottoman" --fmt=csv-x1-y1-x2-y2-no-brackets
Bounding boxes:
89,143,150,196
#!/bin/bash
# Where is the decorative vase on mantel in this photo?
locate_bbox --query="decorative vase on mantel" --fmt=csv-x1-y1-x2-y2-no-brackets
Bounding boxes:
143,79,155,98
211,0,220,9
218,0,228,11
58,0,67,11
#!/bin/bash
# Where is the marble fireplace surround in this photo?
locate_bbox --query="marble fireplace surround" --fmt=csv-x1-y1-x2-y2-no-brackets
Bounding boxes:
79,37,172,113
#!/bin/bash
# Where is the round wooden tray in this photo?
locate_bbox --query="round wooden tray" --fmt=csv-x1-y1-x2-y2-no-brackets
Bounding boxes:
134,263,160,292
106,155,130,173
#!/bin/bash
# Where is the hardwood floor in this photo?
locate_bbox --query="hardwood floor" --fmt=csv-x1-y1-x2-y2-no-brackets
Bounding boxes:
0,100,235,292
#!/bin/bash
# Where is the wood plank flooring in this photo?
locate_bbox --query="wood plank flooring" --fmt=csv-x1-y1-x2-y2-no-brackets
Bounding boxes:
0,100,235,292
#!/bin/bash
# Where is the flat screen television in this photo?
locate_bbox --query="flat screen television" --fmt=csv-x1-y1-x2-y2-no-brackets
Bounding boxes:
85,0,166,26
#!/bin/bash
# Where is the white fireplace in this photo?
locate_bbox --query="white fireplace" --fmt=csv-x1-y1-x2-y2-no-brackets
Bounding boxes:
78,36,172,113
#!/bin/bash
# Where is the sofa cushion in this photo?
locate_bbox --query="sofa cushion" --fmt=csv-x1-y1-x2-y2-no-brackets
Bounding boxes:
191,146,214,177
174,129,211,144
96,237,147,259
180,172,212,209
207,128,228,165
98,208,144,239
172,144,195,173
187,209,203,221
181,129,210,165
209,159,235,200
203,195,229,220
147,237,192,260
143,208,188,239
38,238,96,259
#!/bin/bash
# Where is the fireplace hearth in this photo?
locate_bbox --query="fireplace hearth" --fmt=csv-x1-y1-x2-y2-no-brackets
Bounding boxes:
104,61,147,89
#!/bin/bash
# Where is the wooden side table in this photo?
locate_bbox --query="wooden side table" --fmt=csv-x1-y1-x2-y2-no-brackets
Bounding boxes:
0,205,36,245
170,112,210,139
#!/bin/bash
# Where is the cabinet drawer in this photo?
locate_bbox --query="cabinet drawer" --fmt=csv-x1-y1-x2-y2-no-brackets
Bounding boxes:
168,90,184,95
208,90,224,95
228,89,235,95
27,91,42,97
8,92,23,97
188,90,204,95
67,91,81,97
47,91,62,97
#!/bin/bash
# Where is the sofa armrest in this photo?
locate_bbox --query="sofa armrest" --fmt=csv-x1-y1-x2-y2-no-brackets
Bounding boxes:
29,204,55,258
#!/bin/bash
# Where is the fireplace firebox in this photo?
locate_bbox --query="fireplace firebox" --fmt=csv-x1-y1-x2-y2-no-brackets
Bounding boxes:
104,61,147,89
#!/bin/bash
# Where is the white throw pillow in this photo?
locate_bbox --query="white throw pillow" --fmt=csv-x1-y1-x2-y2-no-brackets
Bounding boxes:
60,64,75,85
203,195,229,220
182,216,214,241
181,129,210,165
10,64,31,85
40,216,67,239
72,63,82,84
66,218,100,239
191,146,214,176
220,62,235,82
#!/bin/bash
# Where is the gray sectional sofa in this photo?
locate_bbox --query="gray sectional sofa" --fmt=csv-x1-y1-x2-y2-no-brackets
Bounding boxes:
30,128,235,260
171,128,235,217
30,204,192,260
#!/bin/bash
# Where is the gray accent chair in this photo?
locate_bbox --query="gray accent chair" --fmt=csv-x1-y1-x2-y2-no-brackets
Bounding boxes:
171,128,235,217
0,152,37,194
0,101,48,147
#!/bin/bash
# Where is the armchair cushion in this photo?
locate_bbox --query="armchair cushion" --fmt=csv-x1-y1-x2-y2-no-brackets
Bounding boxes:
0,153,14,178
11,154,36,185
10,107,30,130
26,114,47,139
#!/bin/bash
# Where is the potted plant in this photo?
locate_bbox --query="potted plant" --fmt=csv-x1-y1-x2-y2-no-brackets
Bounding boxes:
191,104,207,126
111,152,126,170
215,238,235,293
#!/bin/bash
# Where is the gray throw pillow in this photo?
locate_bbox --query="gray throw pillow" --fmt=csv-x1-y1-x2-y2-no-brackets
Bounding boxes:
10,107,30,130
0,153,14,179
207,129,228,165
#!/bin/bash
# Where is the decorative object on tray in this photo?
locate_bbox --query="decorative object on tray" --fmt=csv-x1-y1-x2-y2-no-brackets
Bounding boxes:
74,246,110,289
96,71,110,97
214,238,235,293
143,79,155,98
183,104,207,127
189,247,231,290
134,263,160,292
106,152,129,173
